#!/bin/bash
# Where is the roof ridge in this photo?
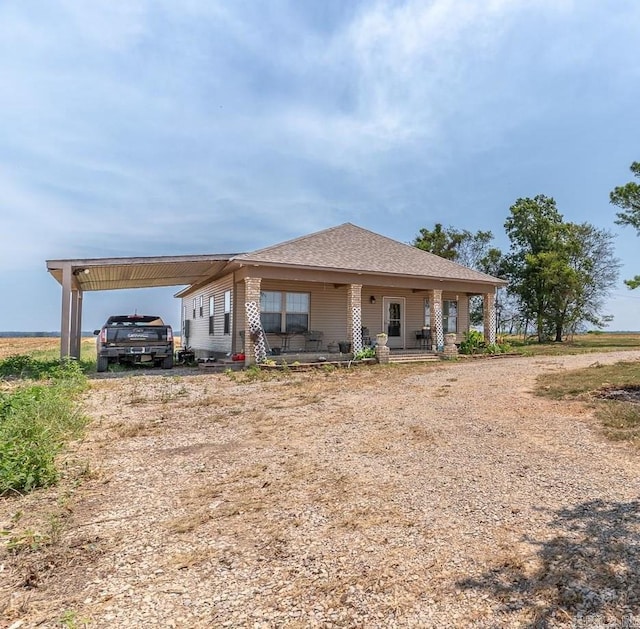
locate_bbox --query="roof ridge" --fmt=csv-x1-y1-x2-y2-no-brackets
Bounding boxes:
235,223,354,259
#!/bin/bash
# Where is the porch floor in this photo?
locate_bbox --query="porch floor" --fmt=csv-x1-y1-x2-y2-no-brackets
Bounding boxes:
263,348,440,365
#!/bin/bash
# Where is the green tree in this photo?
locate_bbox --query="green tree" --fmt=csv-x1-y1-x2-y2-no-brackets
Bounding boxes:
413,224,509,330
413,224,497,268
610,161,640,288
412,223,466,260
505,195,619,342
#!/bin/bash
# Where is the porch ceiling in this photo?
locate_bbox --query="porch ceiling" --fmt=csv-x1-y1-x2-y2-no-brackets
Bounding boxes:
46,254,239,292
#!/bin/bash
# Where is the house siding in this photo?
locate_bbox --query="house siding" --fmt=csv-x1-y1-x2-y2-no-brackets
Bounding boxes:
257,280,348,353
181,273,234,357
184,278,477,356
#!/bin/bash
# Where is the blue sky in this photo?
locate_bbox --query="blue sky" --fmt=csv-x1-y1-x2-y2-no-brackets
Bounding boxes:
1,0,639,331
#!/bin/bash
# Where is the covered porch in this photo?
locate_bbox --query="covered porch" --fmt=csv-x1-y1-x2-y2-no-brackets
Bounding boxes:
237,271,497,366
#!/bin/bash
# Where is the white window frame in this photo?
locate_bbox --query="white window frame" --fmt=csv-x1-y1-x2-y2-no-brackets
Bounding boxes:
260,291,310,333
208,296,215,335
443,299,458,334
223,291,231,335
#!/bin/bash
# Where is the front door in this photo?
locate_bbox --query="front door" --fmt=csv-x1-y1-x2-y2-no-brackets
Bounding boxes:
383,297,404,348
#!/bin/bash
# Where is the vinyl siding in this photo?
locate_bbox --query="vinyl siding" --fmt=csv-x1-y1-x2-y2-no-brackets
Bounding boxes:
181,274,234,356
184,278,476,354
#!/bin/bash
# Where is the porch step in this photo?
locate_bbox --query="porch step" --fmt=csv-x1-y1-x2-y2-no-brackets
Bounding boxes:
388,353,440,364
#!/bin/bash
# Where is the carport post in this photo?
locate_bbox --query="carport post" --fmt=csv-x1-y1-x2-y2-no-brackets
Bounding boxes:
60,263,72,358
69,288,83,359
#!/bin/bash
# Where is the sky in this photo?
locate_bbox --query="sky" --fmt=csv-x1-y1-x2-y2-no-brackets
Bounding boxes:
1,0,639,332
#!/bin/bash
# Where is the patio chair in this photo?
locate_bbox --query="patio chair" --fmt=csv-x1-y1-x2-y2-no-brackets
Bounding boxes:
304,330,323,351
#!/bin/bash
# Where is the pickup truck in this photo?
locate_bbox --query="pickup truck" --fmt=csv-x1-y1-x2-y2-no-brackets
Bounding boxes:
94,315,174,372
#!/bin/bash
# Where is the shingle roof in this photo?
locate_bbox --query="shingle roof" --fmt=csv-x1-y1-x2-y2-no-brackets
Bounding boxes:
236,223,505,285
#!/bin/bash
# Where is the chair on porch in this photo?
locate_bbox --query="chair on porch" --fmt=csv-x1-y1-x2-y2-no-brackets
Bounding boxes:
415,328,431,349
361,327,371,346
303,330,323,351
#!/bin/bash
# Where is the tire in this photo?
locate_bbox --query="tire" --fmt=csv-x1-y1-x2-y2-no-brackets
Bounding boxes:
161,355,174,369
97,356,109,373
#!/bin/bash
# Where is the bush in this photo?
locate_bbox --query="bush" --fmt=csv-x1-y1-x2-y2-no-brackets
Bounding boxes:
354,347,376,360
0,358,87,495
459,330,485,355
0,354,89,380
459,332,511,356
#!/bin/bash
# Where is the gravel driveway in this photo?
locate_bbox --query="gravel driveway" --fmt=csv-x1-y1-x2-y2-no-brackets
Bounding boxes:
2,350,640,628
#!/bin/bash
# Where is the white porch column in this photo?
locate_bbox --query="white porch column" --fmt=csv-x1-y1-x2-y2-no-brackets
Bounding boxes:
244,277,265,366
431,289,444,351
347,284,363,354
483,291,497,344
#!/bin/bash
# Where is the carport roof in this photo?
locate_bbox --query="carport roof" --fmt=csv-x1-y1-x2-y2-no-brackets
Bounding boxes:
46,254,241,292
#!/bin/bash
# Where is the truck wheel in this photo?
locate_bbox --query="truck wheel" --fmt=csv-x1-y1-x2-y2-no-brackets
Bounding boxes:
162,355,174,369
97,356,109,373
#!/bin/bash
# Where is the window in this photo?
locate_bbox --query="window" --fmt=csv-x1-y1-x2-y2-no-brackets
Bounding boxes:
192,298,196,319
260,291,309,333
424,300,431,328
260,291,282,333
223,291,231,335
443,300,458,333
208,296,215,335
424,299,457,333
198,295,203,318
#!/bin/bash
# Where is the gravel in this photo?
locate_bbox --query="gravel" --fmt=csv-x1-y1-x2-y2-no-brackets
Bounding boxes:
2,350,640,628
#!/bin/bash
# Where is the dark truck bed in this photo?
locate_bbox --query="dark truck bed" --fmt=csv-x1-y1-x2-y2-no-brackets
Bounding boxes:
94,315,174,372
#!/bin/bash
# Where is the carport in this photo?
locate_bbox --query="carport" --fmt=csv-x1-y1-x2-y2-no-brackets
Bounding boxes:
46,254,237,359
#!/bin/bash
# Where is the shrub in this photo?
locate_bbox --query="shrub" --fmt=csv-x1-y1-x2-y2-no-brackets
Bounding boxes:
459,330,485,355
0,354,89,380
0,358,87,495
354,347,376,360
460,332,511,356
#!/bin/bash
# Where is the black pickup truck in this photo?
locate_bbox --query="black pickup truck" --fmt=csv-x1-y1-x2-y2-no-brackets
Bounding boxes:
94,315,174,372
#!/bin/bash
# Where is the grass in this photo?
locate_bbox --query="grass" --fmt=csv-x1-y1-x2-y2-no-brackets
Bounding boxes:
508,332,640,356
536,359,640,445
0,355,88,495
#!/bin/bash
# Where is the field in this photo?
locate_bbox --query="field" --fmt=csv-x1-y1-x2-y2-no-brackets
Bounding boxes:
0,332,638,362
1,336,640,627
0,336,184,362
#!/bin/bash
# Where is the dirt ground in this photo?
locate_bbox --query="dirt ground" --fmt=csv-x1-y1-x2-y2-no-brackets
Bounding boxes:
2,351,640,628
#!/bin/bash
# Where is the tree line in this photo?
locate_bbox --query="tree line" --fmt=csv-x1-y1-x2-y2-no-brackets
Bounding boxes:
413,161,640,342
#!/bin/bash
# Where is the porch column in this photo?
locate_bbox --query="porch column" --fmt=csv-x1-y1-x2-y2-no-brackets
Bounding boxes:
483,291,497,344
243,277,266,366
347,284,363,354
431,289,444,351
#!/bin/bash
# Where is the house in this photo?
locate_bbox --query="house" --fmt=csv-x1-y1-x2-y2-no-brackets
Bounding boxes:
176,223,506,365
46,223,506,364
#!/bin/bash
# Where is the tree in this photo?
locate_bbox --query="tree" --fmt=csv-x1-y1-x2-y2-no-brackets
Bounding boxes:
412,224,466,260
413,224,496,267
610,161,640,289
504,195,619,342
413,224,509,330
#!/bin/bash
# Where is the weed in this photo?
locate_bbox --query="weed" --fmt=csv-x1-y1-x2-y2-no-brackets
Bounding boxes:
1,527,49,553
59,609,89,628
244,364,264,382
354,347,376,360
0,357,88,495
